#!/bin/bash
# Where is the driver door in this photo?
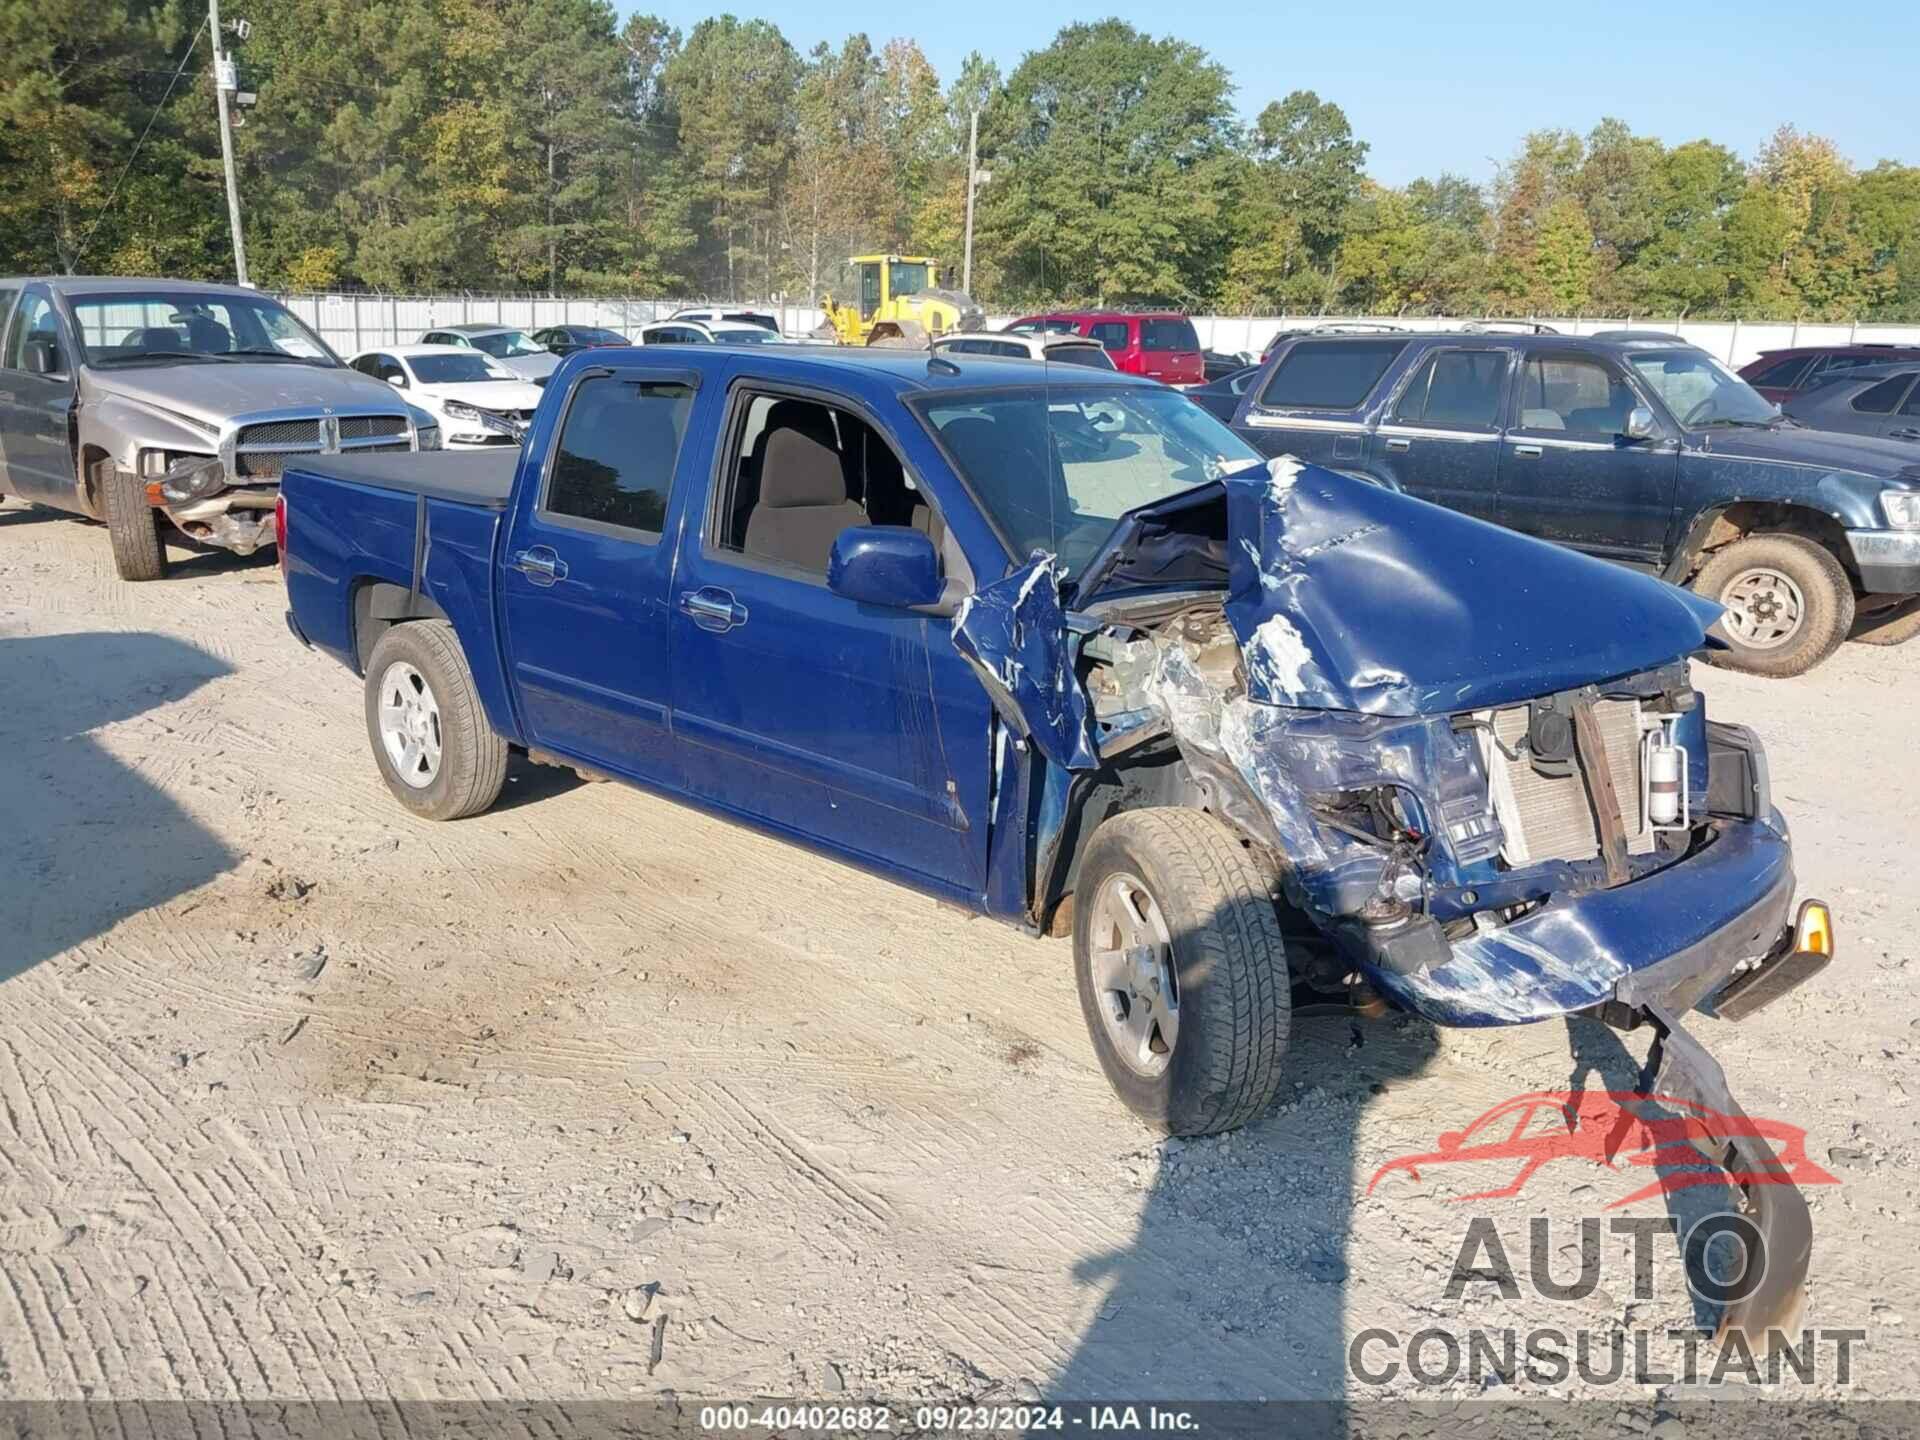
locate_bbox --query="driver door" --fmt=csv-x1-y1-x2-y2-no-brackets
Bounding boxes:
1497,351,1679,566
0,286,80,505
668,381,988,899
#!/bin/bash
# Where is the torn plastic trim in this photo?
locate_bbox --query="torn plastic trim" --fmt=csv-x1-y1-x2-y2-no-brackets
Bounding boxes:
1638,1002,1812,1347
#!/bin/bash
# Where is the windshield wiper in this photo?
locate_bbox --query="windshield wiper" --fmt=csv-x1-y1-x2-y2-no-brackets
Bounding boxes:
213,348,327,365
93,351,224,366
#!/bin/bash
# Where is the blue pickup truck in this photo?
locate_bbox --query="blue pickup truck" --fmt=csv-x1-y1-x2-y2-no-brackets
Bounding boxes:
280,346,1832,1337
1230,330,1920,675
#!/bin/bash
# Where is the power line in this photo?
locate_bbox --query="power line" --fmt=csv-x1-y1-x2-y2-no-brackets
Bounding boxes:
73,18,208,269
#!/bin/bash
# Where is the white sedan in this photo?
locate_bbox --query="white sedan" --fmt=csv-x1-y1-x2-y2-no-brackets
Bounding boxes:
638,319,787,346
348,345,545,449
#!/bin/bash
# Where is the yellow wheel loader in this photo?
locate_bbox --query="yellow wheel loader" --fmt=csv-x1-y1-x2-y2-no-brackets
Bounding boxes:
820,255,985,346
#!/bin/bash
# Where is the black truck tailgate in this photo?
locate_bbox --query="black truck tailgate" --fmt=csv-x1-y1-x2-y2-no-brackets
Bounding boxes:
284,450,519,509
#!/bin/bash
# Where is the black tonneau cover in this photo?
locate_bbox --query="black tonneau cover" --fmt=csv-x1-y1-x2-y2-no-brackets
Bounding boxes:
286,450,518,510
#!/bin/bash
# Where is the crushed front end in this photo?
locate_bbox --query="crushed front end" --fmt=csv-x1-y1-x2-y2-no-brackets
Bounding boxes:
1041,458,1838,1343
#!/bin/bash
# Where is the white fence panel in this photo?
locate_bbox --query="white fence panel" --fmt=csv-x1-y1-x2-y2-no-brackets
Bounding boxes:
273,291,1920,370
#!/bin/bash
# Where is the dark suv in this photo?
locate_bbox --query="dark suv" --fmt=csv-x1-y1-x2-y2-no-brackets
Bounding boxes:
1228,331,1920,675
1740,344,1920,404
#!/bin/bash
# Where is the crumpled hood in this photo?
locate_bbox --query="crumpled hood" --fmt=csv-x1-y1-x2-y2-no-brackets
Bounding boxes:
1089,459,1723,718
1697,423,1920,481
91,362,406,426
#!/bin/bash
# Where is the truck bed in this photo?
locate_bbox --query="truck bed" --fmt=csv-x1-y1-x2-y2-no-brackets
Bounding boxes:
283,450,518,509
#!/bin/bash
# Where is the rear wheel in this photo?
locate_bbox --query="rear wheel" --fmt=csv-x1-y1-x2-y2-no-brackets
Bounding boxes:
364,621,508,820
1072,808,1290,1137
1690,534,1853,678
99,460,168,581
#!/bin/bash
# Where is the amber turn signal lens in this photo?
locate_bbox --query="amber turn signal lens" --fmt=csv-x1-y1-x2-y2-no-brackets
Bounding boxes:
1794,899,1834,957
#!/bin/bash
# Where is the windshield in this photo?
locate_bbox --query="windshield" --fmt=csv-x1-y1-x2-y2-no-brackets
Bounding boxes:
72,292,337,368
470,330,547,359
1629,350,1778,428
412,353,512,384
712,328,781,344
889,262,930,298
920,385,1264,575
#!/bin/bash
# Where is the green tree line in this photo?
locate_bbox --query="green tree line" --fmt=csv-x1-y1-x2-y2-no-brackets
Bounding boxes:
5,1,1918,319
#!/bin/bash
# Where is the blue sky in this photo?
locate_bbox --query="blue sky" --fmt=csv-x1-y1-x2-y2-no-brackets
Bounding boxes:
621,0,1919,185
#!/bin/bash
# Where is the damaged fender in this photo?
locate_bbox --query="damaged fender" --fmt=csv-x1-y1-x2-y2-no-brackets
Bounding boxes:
951,554,1099,773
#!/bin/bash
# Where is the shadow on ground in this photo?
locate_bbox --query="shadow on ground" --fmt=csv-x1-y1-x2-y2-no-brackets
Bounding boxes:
1043,973,1738,1417
0,630,237,985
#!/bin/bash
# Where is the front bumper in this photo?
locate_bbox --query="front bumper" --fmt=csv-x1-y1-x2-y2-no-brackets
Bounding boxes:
152,487,278,555
1846,527,1920,594
1364,814,1796,1027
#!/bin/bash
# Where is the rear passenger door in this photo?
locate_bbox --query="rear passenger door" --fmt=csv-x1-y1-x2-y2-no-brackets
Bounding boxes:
1369,345,1511,523
1237,338,1408,467
667,380,988,899
498,364,709,787
1497,351,1679,564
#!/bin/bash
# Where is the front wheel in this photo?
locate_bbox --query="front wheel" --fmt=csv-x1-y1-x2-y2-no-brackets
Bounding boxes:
100,461,168,581
1690,534,1854,678
1072,809,1291,1137
363,621,508,820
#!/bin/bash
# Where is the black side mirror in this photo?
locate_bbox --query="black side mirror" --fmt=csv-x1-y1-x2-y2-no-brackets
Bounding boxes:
24,339,59,376
828,525,945,611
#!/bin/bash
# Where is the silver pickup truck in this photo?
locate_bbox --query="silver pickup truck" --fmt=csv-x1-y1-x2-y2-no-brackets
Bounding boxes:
0,277,439,580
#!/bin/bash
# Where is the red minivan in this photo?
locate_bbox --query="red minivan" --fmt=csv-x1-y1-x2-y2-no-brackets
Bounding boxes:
1006,311,1205,385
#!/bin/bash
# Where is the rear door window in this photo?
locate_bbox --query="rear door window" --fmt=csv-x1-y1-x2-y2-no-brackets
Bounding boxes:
1852,377,1913,414
1089,321,1130,351
1257,339,1408,410
1390,349,1509,429
1143,318,1199,352
542,375,694,538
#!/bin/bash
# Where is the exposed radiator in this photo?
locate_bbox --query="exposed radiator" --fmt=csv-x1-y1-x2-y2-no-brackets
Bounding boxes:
1479,700,1654,867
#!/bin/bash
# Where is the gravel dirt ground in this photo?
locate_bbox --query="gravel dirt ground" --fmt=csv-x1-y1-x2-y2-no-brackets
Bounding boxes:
2,497,1917,1408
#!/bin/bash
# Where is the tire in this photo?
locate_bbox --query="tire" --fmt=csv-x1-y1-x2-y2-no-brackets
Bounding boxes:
1690,534,1854,678
363,621,508,821
1850,598,1920,648
99,461,168,581
1072,808,1290,1137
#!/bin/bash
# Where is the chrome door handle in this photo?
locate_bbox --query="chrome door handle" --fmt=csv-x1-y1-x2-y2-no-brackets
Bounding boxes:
1511,443,1543,458
513,547,567,585
1384,437,1411,452
679,587,748,632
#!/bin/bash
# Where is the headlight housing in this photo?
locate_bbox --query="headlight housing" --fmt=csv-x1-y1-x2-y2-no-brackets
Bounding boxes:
443,399,483,422
417,425,442,452
158,455,227,503
1882,490,1920,529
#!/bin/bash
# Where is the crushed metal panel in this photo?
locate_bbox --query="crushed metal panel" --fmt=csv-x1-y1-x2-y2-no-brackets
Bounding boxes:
1208,458,1722,718
951,554,1099,773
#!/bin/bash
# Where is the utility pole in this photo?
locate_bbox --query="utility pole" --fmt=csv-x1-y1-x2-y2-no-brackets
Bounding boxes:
962,109,979,295
208,0,249,286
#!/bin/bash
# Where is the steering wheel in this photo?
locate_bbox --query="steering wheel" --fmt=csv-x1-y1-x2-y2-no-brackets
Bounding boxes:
1052,408,1113,455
